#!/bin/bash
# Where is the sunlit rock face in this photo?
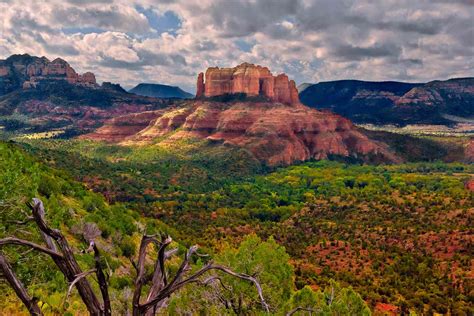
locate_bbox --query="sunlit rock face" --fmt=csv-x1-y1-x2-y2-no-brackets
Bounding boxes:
0,54,97,93
85,100,400,166
196,63,299,105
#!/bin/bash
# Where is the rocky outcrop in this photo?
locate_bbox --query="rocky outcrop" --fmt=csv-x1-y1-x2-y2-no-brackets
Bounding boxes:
23,57,97,88
85,100,399,165
196,72,205,98
197,63,300,105
0,54,97,94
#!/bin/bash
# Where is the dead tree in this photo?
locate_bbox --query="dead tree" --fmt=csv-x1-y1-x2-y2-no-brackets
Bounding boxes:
0,254,43,315
0,198,270,315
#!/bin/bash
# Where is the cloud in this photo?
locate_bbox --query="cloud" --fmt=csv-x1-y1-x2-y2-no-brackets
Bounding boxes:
333,44,401,61
0,0,471,92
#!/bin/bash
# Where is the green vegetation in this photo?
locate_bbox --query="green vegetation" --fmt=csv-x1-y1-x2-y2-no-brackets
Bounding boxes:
18,139,265,201
3,138,473,314
1,141,372,314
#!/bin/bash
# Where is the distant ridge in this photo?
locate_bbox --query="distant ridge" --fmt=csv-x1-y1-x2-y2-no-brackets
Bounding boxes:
129,83,193,99
299,78,474,125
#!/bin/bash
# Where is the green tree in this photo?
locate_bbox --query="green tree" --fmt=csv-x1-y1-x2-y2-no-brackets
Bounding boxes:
285,281,371,316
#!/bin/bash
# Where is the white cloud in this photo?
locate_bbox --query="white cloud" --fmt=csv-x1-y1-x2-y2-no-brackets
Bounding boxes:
0,0,472,92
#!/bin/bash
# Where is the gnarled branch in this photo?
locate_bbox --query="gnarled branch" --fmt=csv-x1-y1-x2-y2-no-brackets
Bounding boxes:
0,254,43,315
67,269,97,299
0,237,63,259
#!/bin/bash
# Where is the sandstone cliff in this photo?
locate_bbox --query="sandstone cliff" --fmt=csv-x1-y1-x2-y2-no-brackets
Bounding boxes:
0,54,97,94
196,63,299,105
85,100,399,165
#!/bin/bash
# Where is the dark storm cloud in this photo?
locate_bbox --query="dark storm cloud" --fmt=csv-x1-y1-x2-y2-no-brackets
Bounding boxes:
333,44,401,61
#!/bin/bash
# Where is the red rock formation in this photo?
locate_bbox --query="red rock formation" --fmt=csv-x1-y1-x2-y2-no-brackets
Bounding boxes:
197,63,300,105
86,100,399,165
196,72,205,98
82,110,167,142
0,55,97,89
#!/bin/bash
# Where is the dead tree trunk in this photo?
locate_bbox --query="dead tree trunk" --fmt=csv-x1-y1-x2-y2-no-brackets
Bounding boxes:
1,198,270,315
0,254,43,315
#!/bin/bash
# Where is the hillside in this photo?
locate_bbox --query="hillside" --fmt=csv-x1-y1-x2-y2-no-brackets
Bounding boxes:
129,83,193,99
83,63,399,166
300,78,474,125
0,54,176,137
1,140,374,315
15,138,474,315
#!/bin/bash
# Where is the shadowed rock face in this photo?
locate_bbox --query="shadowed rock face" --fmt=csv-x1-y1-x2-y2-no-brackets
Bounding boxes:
84,100,399,166
196,63,300,105
299,78,474,125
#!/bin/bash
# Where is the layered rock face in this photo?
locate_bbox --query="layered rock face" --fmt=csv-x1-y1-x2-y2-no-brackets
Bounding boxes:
85,100,399,165
0,54,97,94
196,63,299,105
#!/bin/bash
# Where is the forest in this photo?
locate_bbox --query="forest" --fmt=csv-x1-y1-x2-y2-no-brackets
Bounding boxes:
0,139,470,314
1,141,373,315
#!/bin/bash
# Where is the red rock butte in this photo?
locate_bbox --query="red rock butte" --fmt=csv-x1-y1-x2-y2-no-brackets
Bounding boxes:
0,56,97,89
196,63,300,105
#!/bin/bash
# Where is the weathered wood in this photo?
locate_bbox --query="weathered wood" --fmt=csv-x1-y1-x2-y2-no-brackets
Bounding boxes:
27,199,104,315
92,242,112,316
0,254,43,315
3,199,270,316
0,237,63,259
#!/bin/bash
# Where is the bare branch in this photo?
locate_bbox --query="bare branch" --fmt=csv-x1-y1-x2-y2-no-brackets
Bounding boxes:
67,269,97,299
141,261,270,313
0,237,64,258
133,235,161,314
27,199,62,240
146,236,172,303
92,242,111,316
0,254,43,315
27,199,104,315
6,216,34,225
164,248,178,260
200,276,232,292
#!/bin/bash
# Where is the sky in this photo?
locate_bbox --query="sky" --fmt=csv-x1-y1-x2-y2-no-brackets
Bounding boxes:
0,0,473,92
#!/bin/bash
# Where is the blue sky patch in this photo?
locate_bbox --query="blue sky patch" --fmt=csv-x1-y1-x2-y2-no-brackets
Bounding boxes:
234,39,254,52
136,6,182,36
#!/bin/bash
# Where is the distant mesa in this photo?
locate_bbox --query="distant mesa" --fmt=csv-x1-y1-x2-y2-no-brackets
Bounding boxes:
0,54,97,94
129,83,193,99
196,62,300,105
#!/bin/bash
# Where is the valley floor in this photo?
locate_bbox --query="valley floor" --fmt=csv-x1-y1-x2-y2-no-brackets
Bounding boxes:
6,137,472,315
